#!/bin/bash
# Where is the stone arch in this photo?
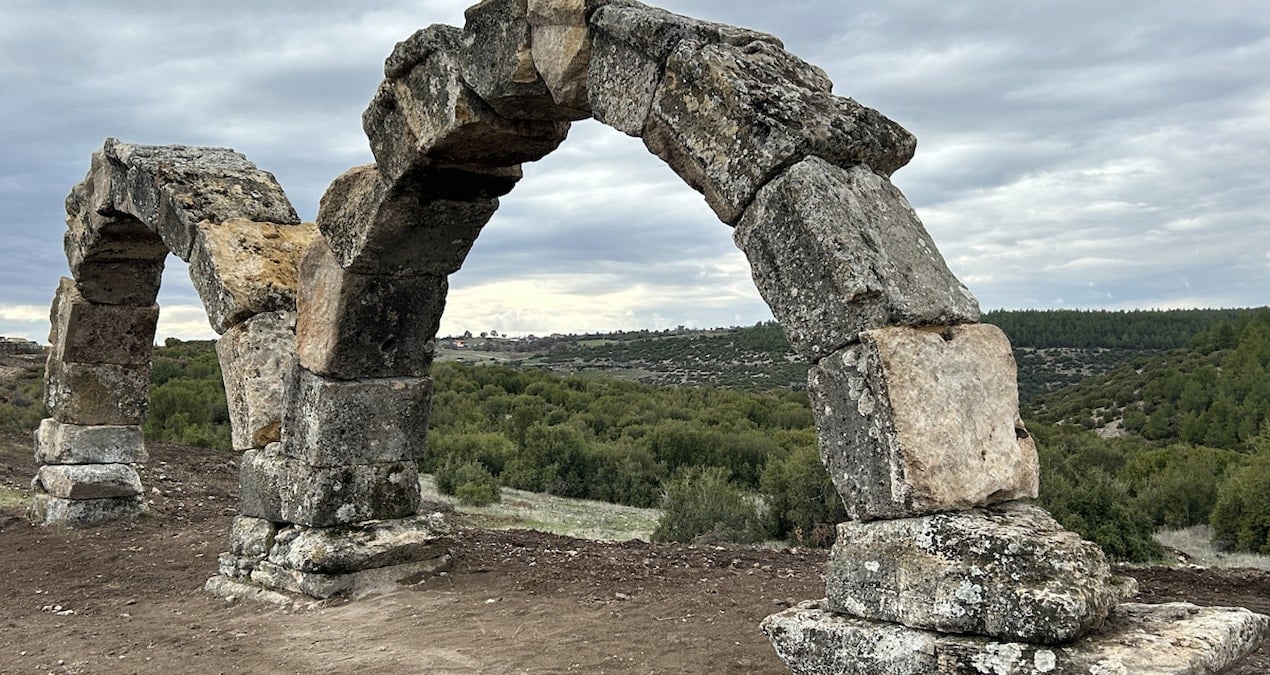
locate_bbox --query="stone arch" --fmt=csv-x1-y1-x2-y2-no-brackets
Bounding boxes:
32,138,316,525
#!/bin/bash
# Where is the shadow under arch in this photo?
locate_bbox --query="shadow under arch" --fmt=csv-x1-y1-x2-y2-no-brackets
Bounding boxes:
32,138,315,525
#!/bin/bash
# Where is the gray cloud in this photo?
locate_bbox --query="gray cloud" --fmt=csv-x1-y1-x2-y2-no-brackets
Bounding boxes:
1,0,1266,341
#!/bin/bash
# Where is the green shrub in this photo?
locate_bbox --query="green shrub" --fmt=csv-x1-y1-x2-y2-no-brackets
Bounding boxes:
759,443,844,546
1210,449,1270,552
435,458,501,507
652,466,764,544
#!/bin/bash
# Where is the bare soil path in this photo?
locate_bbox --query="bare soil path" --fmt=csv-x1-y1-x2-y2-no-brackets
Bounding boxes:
1,437,1267,673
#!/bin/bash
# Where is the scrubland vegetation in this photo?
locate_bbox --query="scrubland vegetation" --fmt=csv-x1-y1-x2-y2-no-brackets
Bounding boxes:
2,307,1267,562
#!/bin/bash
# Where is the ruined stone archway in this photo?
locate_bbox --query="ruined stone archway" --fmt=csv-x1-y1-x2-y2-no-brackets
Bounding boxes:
33,139,316,524
38,0,1268,671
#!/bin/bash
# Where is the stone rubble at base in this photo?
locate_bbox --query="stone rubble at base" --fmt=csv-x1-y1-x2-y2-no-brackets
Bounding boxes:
31,0,1270,668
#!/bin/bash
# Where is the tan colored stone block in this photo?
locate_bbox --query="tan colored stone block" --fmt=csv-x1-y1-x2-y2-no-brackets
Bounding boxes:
216,310,296,450
809,324,1037,520
462,0,577,121
187,219,318,334
527,0,593,115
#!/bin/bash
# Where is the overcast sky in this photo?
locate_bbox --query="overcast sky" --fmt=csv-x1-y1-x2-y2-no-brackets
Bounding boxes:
1,0,1267,342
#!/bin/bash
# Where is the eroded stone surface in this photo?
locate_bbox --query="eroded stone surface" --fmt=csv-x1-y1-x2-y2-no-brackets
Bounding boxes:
647,40,918,224
281,367,432,467
365,24,569,183
187,219,318,334
462,0,571,121
267,514,452,574
316,164,499,276
90,139,299,260
48,277,158,366
216,311,296,450
587,1,781,135
229,515,278,560
527,0,594,115
763,600,1270,675
238,445,421,527
44,359,150,426
808,324,1035,520
736,158,979,359
27,494,147,527
69,259,165,307
34,419,147,465
248,555,452,600
826,503,1121,643
33,463,143,500
61,210,168,303
295,241,447,379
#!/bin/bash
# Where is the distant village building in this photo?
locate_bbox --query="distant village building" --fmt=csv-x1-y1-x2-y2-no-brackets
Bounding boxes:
0,336,43,355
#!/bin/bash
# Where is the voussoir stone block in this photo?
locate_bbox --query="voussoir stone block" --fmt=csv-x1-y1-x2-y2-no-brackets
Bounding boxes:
316,164,499,276
587,1,781,136
187,219,318,334
281,366,432,467
646,40,916,225
736,158,980,360
462,0,576,121
27,494,148,527
527,0,596,116
48,277,158,366
267,514,452,574
62,210,168,275
295,241,447,379
216,310,296,450
96,139,300,261
365,24,569,183
33,463,143,500
69,258,165,306
825,503,1122,643
34,418,147,465
44,358,150,426
808,323,1037,520
763,600,1270,675
238,445,422,527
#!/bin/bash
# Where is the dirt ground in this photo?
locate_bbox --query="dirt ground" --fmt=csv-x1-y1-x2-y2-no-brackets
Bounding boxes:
2,436,1269,674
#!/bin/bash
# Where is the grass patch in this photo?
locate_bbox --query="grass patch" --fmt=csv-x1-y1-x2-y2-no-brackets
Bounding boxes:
0,486,29,509
420,474,660,542
1155,525,1270,570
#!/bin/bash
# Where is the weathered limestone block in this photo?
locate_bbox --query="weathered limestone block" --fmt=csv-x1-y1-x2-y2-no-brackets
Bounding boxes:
826,503,1121,643
736,158,980,360
217,552,256,581
527,0,595,116
238,445,422,527
33,463,143,500
763,600,1270,675
267,514,452,574
248,555,451,600
365,25,569,183
587,1,782,136
295,241,446,379
44,358,150,426
808,324,1036,520
230,515,279,559
647,41,916,225
216,311,296,450
282,367,431,466
34,419,147,465
462,0,576,121
316,164,499,275
27,494,147,527
48,277,158,366
187,219,318,334
62,211,167,306
94,139,300,260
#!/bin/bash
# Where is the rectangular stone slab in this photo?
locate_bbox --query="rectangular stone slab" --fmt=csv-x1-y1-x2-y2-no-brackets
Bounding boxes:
295,241,447,379
825,503,1122,644
266,514,452,574
762,601,1270,675
808,323,1037,520
34,419,148,465
238,445,422,527
33,463,143,499
735,157,979,360
44,359,150,426
248,555,451,600
48,277,158,366
27,494,147,527
216,311,296,450
69,258,165,307
280,367,433,467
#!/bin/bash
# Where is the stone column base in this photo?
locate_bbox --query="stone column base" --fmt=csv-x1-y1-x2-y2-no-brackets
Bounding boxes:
763,600,1269,675
27,493,148,526
206,513,453,601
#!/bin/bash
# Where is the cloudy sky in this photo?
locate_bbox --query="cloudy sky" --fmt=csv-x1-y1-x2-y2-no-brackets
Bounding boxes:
1,0,1266,342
